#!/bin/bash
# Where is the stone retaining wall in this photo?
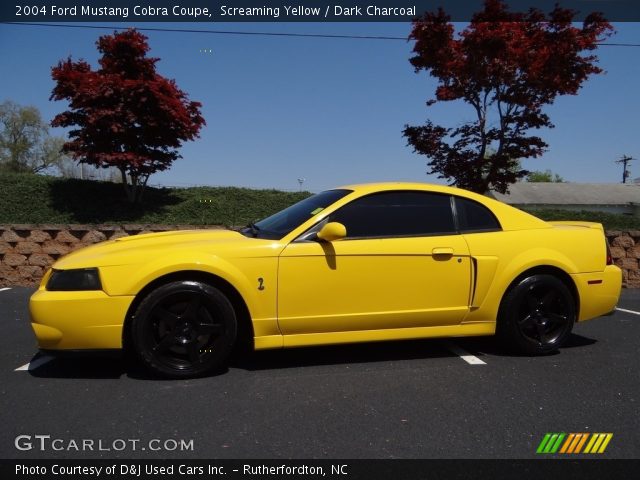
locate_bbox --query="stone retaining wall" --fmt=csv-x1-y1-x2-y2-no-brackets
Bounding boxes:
0,225,638,288
607,231,640,288
0,224,213,287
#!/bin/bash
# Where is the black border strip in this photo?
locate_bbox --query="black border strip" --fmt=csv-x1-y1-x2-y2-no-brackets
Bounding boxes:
2,1,640,23
4,459,640,480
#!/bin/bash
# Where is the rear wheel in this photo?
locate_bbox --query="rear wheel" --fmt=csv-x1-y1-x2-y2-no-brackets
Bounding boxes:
497,274,575,355
131,281,237,378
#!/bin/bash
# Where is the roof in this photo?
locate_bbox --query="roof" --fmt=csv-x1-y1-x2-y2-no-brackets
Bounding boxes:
336,182,496,205
492,182,640,205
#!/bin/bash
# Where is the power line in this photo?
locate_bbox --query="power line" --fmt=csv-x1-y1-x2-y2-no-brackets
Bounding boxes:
0,22,409,41
2,22,640,46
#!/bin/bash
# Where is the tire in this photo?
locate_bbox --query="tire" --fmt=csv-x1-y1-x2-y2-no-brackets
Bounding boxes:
497,274,575,355
130,281,237,378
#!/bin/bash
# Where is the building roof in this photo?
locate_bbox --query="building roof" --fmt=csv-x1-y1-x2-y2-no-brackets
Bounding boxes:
492,182,640,205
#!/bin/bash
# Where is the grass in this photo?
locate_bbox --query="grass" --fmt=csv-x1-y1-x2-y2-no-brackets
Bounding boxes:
0,173,637,230
0,173,311,226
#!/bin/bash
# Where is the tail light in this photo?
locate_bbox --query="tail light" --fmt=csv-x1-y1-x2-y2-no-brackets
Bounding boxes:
606,240,613,266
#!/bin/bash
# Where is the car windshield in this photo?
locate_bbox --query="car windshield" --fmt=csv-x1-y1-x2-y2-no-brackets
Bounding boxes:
241,189,352,240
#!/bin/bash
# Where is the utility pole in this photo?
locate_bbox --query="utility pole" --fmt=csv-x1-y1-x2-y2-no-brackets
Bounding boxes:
615,155,635,183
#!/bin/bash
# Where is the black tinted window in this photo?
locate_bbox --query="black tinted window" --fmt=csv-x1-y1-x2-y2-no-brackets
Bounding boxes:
455,197,501,232
330,191,456,238
251,189,351,239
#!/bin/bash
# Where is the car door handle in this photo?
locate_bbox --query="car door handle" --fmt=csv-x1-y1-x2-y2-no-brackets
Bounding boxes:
432,247,454,256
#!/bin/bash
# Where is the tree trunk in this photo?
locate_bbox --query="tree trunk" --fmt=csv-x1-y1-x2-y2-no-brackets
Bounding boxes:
119,168,148,204
120,167,135,203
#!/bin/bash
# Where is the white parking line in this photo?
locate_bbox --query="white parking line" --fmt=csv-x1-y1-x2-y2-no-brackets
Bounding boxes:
15,355,54,372
0,287,11,292
616,307,640,316
443,341,486,365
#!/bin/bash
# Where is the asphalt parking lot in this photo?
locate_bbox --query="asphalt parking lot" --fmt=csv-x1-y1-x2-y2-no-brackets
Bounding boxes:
0,286,638,459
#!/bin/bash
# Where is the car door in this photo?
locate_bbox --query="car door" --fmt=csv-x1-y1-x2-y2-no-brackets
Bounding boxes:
277,191,471,335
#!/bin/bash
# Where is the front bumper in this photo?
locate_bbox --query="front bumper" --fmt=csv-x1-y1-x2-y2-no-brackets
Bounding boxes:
29,289,134,350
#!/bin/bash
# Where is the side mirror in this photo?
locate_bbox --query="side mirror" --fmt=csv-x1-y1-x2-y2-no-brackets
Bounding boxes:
316,222,347,242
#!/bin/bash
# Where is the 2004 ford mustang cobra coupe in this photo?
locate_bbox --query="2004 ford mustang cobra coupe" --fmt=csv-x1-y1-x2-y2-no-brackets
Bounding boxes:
29,183,622,378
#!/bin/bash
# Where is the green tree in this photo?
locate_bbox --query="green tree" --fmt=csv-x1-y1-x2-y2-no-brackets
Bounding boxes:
526,170,565,182
0,100,67,173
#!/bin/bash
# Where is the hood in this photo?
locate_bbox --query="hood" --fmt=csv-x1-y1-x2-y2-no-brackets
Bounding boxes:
53,229,279,269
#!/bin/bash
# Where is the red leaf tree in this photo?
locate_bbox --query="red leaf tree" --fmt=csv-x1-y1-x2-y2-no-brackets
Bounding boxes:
50,29,205,203
403,0,612,194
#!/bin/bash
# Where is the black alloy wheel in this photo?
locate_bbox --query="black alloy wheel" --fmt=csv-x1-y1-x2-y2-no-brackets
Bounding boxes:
131,281,237,378
498,274,576,355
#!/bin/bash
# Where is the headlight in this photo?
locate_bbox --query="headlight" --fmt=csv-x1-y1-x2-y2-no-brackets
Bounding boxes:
46,268,102,291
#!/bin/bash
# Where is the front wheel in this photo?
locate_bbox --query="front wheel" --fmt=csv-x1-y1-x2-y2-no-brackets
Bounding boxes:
497,274,576,355
130,281,237,378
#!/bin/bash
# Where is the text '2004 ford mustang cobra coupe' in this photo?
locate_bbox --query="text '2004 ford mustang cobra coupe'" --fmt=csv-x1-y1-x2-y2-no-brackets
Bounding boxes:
29,183,622,378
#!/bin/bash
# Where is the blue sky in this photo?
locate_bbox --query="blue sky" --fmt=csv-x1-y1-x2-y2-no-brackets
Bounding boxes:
0,21,639,192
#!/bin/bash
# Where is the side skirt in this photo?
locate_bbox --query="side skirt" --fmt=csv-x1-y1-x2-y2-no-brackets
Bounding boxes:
253,322,495,350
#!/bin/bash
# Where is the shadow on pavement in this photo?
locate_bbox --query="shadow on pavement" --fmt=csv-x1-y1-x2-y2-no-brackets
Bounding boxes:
26,339,456,380
25,333,598,380
230,338,455,371
454,332,596,357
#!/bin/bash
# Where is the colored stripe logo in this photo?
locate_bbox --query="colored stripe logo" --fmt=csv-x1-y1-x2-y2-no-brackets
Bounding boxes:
536,433,613,454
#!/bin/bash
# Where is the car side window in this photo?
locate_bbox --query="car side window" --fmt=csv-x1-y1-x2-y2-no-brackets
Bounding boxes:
454,196,501,232
329,191,456,239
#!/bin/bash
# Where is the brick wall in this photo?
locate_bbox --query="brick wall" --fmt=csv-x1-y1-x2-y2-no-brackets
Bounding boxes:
607,231,640,288
0,224,213,288
1,225,638,288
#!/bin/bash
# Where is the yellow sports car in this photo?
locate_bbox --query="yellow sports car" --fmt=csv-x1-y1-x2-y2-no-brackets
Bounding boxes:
29,183,621,378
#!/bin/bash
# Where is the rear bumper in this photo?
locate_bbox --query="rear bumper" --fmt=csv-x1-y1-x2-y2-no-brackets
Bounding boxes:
572,265,622,322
